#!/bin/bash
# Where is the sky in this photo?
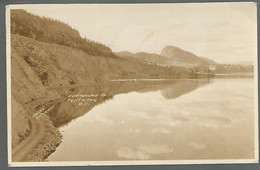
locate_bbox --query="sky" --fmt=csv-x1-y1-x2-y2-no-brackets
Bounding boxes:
14,2,257,64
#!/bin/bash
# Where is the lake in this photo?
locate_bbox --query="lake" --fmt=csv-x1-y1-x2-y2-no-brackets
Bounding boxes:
47,78,255,161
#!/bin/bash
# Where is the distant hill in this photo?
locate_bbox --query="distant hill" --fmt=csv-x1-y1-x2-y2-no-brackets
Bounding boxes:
114,51,170,64
200,57,216,65
160,45,215,65
224,61,254,65
114,51,134,58
115,46,216,66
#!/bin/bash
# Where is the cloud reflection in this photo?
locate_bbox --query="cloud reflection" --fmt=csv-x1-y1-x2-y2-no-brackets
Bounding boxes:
117,145,173,160
117,147,149,160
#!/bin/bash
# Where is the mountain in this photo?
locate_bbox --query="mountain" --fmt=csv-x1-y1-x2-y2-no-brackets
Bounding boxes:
200,57,216,65
134,52,170,63
161,45,215,65
114,51,134,57
114,51,170,64
224,61,254,65
115,46,216,66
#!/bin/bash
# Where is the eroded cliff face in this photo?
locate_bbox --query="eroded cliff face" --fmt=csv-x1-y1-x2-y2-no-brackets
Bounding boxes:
11,35,110,89
11,96,30,147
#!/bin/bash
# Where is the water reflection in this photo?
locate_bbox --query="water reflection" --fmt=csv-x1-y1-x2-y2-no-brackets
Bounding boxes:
161,79,211,99
47,79,210,127
47,79,254,161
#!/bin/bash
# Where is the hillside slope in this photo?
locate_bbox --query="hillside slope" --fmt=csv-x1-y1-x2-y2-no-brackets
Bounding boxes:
115,51,170,64
161,45,215,65
11,9,116,58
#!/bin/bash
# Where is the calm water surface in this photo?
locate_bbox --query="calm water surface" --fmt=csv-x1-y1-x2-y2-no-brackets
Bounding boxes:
48,79,255,161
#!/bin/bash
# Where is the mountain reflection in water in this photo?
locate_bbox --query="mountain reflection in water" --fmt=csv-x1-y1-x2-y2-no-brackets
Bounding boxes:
161,79,210,99
47,79,211,128
47,78,254,161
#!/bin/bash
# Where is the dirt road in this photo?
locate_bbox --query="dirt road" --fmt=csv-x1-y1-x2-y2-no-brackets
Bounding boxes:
12,117,45,162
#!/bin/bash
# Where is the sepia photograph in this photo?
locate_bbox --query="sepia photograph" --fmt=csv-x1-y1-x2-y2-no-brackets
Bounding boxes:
6,2,258,166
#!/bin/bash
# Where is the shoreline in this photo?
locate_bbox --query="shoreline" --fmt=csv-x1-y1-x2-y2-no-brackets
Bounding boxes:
12,97,63,162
